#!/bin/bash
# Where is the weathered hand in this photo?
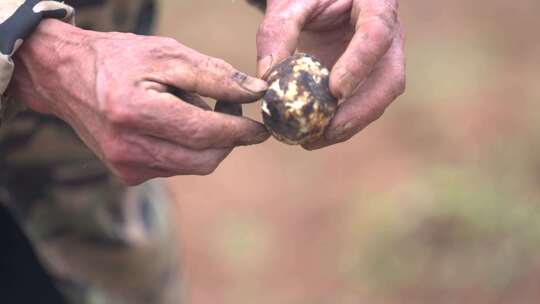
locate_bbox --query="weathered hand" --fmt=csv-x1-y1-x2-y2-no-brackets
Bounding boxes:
257,0,405,149
11,19,269,185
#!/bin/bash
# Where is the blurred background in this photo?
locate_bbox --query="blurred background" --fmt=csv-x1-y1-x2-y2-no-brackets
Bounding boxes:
157,1,540,303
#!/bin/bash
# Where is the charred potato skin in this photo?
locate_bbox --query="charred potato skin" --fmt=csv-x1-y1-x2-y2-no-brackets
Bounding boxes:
262,53,338,145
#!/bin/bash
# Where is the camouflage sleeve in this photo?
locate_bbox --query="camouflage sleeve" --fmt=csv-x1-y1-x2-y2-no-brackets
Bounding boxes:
0,0,74,125
0,112,184,303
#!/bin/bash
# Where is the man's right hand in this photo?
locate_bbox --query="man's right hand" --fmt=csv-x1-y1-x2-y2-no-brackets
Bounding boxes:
10,19,270,185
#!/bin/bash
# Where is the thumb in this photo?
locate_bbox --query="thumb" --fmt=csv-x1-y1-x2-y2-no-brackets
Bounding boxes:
256,6,312,77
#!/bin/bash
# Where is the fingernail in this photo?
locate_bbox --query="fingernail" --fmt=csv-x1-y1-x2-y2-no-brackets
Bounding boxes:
255,130,270,142
302,141,326,151
334,68,361,99
238,129,269,146
327,122,353,141
258,55,273,79
233,72,268,94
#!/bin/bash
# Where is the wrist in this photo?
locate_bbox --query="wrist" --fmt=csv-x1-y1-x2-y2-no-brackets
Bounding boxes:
10,19,95,113
17,19,91,74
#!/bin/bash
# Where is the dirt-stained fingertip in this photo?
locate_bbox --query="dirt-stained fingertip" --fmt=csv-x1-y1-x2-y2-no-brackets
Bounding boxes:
257,55,274,79
236,127,271,146
233,72,268,95
330,67,364,100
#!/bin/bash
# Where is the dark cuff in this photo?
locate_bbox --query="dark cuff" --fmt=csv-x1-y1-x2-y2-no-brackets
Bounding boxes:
0,0,74,126
246,0,267,12
0,0,74,56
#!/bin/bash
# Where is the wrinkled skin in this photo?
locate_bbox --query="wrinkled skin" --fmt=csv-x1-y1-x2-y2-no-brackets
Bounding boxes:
257,0,406,150
11,19,270,185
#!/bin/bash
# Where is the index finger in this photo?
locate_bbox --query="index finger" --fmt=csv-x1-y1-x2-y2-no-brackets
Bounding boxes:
133,91,270,150
147,43,268,104
330,0,399,99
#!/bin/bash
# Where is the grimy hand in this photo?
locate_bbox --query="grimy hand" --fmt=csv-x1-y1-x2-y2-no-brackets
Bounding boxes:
257,0,405,150
11,19,270,185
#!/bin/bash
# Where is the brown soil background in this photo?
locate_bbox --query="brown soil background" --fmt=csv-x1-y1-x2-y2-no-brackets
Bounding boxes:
156,1,540,303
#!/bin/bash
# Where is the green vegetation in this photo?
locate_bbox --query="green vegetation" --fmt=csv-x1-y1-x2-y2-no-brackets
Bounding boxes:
344,167,540,297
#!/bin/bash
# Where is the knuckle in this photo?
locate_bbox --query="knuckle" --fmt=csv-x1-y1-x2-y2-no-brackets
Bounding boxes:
181,113,233,150
104,103,136,126
148,35,178,48
149,37,190,60
161,36,179,47
192,57,233,92
213,58,230,69
183,121,211,149
201,56,229,73
364,16,394,42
